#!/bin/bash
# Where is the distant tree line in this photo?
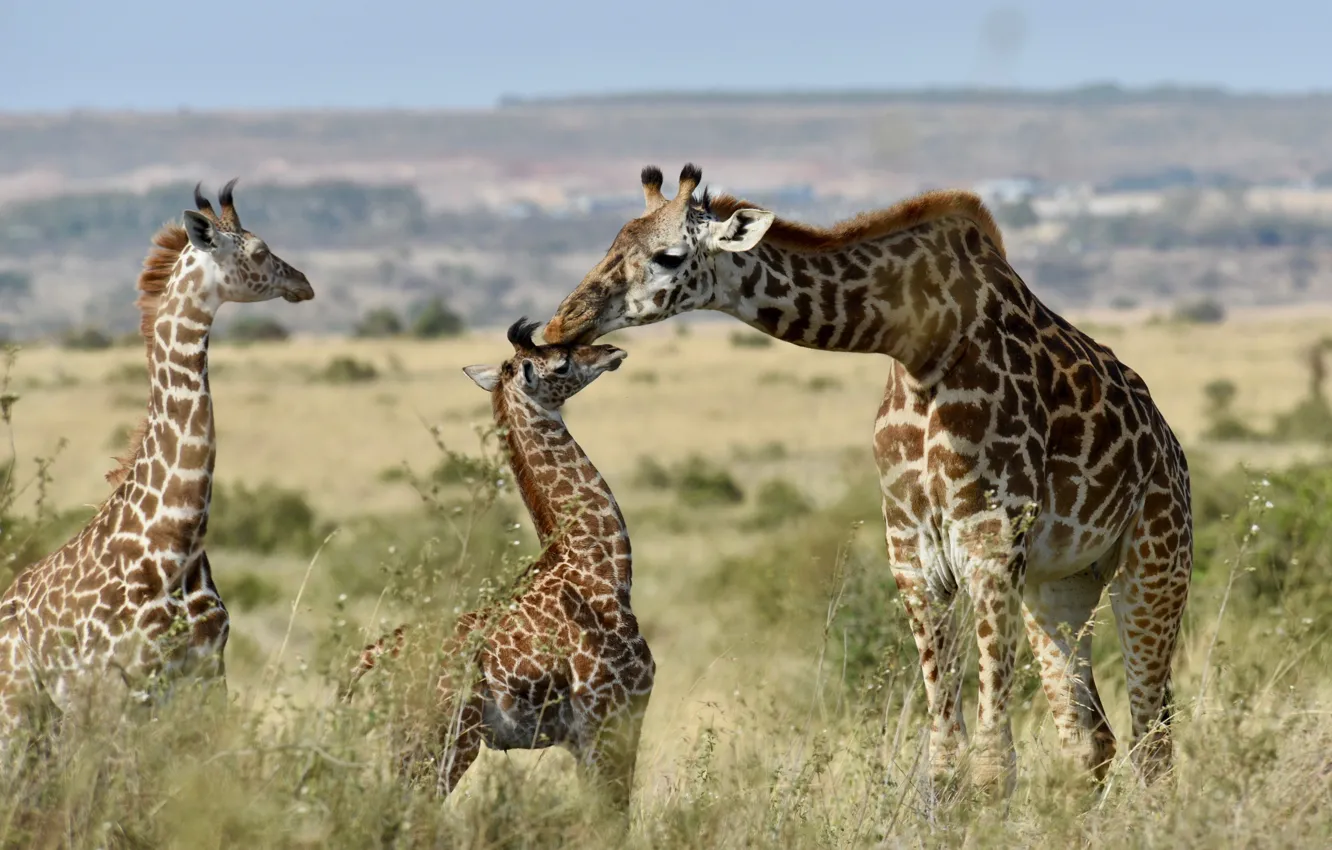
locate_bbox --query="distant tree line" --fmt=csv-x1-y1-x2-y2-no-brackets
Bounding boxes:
0,181,428,256
6,177,1332,263
1063,209,1332,251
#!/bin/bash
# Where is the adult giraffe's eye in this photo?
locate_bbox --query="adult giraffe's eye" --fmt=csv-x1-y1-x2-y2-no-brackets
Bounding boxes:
651,250,686,270
553,359,572,375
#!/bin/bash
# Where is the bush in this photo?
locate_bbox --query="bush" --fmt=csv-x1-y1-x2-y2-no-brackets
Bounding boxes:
318,356,379,384
744,478,814,530
327,428,521,602
217,571,282,612
675,455,745,507
354,307,404,338
632,454,745,506
61,326,113,350
632,456,674,490
410,297,465,339
430,453,493,485
1172,298,1227,324
225,316,290,344
208,481,329,556
1192,463,1332,613
1271,398,1332,443
1202,378,1261,441
702,468,908,686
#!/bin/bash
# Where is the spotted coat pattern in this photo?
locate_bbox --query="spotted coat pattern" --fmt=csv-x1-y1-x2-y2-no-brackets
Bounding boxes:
543,164,1193,794
345,321,653,810
0,182,314,737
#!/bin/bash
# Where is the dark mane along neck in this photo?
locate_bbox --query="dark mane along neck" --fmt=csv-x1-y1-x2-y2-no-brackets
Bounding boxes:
105,228,219,558
494,385,630,574
707,190,1013,380
708,190,1006,258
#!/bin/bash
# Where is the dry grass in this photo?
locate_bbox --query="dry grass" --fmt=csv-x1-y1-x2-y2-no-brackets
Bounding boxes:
0,313,1329,847
7,313,1322,517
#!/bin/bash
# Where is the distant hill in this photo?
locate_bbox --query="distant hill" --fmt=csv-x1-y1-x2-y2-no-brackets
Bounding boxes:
4,85,1332,196
497,83,1314,108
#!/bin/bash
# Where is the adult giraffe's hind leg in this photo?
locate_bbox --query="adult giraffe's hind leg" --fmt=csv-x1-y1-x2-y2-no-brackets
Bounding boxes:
1109,472,1192,786
966,557,1026,797
1022,565,1116,782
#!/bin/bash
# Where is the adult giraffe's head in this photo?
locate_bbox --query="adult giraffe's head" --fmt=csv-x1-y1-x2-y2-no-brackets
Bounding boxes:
463,318,627,412
176,179,315,307
543,164,775,345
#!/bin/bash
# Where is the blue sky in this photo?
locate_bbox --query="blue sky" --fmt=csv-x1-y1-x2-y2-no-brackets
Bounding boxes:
2,0,1327,111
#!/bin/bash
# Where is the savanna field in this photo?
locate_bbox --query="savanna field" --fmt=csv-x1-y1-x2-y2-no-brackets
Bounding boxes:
1,313,1331,848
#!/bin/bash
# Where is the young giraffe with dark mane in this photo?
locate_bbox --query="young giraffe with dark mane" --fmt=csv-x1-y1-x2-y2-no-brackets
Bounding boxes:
344,319,653,810
544,164,1193,796
0,182,314,736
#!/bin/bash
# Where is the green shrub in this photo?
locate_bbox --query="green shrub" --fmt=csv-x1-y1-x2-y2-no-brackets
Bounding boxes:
1193,463,1332,613
744,479,814,530
1271,398,1332,443
674,455,745,507
217,571,282,612
354,307,404,338
61,326,113,350
208,481,329,556
410,297,465,339
327,428,521,603
1202,378,1261,441
632,454,745,506
429,452,492,485
632,456,673,490
224,316,290,344
318,356,379,384
1172,298,1227,324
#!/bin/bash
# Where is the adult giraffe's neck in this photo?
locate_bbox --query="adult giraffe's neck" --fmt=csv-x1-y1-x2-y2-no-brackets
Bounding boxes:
494,388,631,587
123,284,219,566
709,217,1002,383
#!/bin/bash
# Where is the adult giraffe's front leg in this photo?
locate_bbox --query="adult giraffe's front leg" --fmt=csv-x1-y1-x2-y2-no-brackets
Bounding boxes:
888,538,969,790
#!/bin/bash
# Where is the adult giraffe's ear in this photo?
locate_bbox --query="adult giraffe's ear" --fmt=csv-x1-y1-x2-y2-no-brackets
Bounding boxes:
706,208,775,253
182,210,218,253
462,364,500,392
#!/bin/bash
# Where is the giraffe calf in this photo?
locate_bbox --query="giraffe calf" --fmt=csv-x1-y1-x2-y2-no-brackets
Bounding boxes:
344,319,653,811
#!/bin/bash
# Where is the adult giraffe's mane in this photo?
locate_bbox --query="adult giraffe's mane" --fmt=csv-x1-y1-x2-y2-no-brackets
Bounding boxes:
705,188,1008,260
105,222,189,488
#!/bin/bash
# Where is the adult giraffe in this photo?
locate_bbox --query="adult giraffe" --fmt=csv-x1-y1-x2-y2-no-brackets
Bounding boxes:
543,164,1192,795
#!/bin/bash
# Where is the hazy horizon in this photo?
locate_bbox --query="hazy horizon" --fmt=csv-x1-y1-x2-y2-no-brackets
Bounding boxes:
3,1,1330,112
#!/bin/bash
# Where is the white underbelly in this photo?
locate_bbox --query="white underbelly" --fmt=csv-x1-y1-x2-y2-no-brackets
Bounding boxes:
1024,511,1123,584
914,509,1130,593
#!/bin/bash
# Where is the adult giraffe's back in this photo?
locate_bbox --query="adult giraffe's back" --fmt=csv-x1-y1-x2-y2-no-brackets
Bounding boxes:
543,164,1192,794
